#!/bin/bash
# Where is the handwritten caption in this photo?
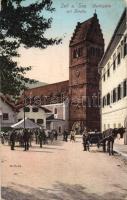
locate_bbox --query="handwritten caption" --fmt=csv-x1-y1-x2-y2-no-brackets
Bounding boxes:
10,164,22,168
60,3,111,14
61,3,87,14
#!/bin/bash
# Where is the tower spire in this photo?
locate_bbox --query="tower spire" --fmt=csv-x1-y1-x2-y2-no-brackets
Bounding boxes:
94,9,97,18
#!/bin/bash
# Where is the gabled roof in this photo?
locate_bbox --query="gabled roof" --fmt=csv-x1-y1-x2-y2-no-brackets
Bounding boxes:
70,13,104,46
99,8,127,68
0,95,18,111
70,17,93,46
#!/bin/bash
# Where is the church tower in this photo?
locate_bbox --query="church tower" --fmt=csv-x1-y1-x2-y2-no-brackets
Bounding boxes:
69,13,104,131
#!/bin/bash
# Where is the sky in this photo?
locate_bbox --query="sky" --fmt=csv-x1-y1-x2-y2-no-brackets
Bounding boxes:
17,0,126,84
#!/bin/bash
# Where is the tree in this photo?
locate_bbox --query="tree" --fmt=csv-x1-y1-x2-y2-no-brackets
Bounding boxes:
0,0,61,96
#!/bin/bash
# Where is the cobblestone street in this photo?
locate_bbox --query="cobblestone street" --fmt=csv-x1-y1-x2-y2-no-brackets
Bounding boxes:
1,136,127,200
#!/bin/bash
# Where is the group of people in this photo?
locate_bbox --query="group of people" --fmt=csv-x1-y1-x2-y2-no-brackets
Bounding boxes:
1,128,114,154
5,128,58,151
9,129,34,151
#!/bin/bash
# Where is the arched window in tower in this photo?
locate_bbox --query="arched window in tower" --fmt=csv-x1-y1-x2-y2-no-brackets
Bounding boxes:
96,48,100,57
95,48,98,56
73,49,76,58
90,47,95,56
73,48,83,58
78,47,83,57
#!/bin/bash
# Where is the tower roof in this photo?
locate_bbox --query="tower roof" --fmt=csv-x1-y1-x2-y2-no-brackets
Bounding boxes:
70,13,103,46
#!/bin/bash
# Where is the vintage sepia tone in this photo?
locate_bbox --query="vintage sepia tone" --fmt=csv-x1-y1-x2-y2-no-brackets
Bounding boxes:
0,0,127,200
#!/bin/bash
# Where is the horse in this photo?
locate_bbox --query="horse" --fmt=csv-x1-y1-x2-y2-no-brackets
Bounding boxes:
98,127,125,155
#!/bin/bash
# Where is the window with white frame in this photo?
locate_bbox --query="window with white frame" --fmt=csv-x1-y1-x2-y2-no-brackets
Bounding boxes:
107,62,110,77
3,113,9,120
117,84,121,100
107,93,110,105
124,36,127,57
113,53,116,70
113,89,117,103
117,46,121,65
123,80,127,97
102,96,106,107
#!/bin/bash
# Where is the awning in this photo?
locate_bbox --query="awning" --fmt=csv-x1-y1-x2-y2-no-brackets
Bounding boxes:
11,118,41,129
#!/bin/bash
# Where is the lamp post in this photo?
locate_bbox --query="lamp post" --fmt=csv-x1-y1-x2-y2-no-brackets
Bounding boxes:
0,108,2,132
23,87,26,130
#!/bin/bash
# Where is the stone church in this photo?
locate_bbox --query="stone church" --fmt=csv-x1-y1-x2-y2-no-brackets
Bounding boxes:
18,13,104,132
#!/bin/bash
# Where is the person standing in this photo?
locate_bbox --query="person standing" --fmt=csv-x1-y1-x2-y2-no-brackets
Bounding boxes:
70,130,76,142
23,129,30,151
82,127,88,151
86,133,90,151
10,130,16,150
38,128,44,148
64,129,68,142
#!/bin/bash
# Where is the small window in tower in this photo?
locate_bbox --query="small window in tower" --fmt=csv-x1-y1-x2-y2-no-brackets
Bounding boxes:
73,49,76,58
97,48,100,56
78,47,83,57
91,47,95,56
96,48,98,56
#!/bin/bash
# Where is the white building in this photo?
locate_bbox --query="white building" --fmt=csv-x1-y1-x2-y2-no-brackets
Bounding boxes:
17,106,52,128
44,102,69,133
17,101,69,133
99,8,127,135
0,95,17,130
